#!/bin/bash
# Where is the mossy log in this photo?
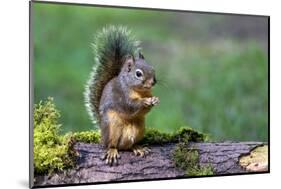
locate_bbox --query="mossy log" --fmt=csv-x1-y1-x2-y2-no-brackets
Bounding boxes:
34,141,268,187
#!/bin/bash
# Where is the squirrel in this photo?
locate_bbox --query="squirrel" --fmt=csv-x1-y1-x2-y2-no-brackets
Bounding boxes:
84,26,159,165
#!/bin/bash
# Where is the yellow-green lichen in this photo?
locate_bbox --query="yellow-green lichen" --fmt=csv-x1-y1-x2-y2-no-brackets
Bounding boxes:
172,143,214,176
34,97,77,174
239,145,268,172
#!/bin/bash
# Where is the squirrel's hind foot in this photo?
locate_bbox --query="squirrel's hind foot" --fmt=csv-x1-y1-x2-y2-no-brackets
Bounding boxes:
132,146,151,157
102,148,120,166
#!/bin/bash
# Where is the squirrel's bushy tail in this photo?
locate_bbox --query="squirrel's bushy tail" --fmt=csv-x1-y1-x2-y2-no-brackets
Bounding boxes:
85,25,140,127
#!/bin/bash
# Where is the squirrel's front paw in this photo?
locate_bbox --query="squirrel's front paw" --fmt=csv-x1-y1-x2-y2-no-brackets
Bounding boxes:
151,96,160,106
102,148,120,166
143,97,160,107
132,146,151,157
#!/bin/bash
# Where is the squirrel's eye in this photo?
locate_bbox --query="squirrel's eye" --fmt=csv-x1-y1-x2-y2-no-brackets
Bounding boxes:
135,69,143,78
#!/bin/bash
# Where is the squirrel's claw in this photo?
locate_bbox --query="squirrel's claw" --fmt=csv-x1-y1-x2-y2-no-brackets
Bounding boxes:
103,148,120,166
133,146,151,157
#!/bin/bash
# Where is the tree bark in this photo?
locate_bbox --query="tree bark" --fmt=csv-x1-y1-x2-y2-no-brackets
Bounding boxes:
34,141,267,187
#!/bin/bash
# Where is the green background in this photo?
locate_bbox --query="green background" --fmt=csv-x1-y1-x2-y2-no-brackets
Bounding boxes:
33,2,268,141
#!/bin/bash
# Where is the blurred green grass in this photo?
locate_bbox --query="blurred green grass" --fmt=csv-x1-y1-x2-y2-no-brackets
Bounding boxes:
33,3,268,141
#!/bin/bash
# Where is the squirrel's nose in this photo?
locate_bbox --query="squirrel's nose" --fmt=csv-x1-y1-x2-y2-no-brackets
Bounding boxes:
153,76,157,86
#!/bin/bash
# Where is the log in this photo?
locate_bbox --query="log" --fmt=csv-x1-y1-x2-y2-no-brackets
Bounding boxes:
34,141,268,187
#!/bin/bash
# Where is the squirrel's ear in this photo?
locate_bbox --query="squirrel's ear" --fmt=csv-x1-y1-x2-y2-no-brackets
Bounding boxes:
138,52,145,59
124,54,135,72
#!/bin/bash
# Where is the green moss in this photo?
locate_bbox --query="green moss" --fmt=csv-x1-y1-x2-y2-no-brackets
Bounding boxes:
141,128,174,145
141,126,211,175
63,126,206,145
69,124,207,145
172,143,214,176
34,97,77,174
173,127,208,142
141,127,207,145
72,131,101,143
192,165,214,176
68,126,206,145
